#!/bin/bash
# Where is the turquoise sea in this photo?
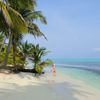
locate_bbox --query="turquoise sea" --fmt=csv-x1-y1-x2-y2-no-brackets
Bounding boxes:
27,58,100,90
52,58,100,90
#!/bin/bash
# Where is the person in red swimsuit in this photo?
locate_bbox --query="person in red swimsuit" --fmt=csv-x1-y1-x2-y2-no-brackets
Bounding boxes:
52,64,56,76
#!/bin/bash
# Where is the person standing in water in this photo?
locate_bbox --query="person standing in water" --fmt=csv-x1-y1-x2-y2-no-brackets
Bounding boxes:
52,64,56,76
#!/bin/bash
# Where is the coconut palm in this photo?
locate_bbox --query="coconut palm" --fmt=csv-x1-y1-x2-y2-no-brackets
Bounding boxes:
0,0,28,67
0,0,47,68
6,0,47,36
30,44,53,74
18,41,32,61
11,33,24,67
9,1,47,67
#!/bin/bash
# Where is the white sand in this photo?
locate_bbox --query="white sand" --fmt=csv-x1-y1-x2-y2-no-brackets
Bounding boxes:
0,71,100,100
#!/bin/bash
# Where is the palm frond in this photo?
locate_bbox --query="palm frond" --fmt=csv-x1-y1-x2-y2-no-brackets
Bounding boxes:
0,1,28,34
8,6,28,33
28,22,47,40
39,59,53,68
33,11,47,24
30,44,50,64
0,1,13,27
6,0,36,11
13,33,23,46
19,41,33,57
23,10,47,24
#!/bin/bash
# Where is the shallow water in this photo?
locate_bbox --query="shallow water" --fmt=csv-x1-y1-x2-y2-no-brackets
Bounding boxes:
27,58,100,90
57,67,100,90
52,58,100,90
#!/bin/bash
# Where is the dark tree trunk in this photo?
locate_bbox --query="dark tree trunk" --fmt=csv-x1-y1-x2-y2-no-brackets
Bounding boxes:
12,43,16,67
0,37,6,55
2,34,12,67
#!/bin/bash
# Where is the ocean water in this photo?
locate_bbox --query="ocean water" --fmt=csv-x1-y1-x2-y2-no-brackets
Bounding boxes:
53,58,100,90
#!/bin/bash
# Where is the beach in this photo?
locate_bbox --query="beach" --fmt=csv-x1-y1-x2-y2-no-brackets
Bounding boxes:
0,70,100,100
0,0,100,99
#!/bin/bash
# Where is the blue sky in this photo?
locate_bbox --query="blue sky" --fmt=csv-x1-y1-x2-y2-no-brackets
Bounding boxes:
24,0,100,58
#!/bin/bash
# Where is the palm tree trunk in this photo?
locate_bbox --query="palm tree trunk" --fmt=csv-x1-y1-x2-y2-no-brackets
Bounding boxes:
12,43,16,67
0,37,6,55
3,34,12,67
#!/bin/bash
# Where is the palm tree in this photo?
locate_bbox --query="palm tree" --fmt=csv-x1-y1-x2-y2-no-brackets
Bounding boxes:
6,0,47,37
0,0,47,68
7,0,47,67
18,41,32,62
30,44,53,74
0,1,28,67
11,33,24,67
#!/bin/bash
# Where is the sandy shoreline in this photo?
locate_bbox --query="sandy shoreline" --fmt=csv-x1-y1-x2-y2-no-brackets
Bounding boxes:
0,71,100,100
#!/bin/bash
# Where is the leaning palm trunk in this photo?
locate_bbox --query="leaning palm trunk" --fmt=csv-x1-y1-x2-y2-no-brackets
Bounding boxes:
0,37,6,55
3,34,12,67
12,34,16,67
12,43,16,67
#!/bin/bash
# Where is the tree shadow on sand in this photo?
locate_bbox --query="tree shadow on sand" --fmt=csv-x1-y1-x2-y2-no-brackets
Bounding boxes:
0,75,94,100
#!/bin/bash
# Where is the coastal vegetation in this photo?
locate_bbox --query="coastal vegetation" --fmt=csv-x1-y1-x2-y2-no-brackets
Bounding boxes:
0,0,53,75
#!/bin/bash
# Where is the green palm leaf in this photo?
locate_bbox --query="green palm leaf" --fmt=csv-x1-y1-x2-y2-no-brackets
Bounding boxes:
0,1,13,27
23,10,47,24
0,1,28,33
8,6,28,33
28,22,47,39
39,59,53,67
6,0,37,11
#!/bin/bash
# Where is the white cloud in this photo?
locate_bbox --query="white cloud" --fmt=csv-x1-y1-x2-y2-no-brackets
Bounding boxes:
93,48,100,51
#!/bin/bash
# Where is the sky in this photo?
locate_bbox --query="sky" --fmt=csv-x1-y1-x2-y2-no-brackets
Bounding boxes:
24,0,100,58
